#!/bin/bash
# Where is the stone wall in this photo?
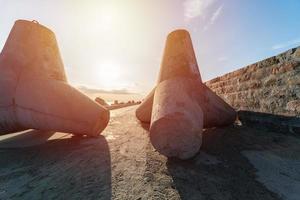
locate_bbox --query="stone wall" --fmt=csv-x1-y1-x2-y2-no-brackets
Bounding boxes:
205,47,300,117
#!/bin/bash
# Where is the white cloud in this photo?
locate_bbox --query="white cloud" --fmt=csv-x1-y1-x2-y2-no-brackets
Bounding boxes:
210,5,223,25
183,0,216,20
203,25,209,31
203,4,223,31
183,0,223,31
272,38,300,50
218,56,228,62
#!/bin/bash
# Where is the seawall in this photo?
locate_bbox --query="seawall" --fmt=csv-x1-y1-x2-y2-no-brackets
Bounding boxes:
205,47,300,117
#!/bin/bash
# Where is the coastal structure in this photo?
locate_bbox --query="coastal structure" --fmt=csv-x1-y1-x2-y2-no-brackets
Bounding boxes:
0,20,109,136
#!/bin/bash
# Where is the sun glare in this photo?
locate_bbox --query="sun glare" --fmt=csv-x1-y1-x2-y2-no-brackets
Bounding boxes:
96,61,122,89
99,11,114,30
93,4,117,31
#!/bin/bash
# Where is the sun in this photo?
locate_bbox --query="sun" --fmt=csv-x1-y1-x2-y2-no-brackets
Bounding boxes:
93,4,117,31
97,61,121,89
99,10,114,30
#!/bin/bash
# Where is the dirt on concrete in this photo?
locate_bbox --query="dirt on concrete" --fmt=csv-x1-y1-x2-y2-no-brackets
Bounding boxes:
0,106,300,200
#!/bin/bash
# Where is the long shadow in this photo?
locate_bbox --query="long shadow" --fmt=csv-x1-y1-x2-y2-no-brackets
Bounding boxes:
166,122,284,200
0,135,111,200
0,129,56,148
237,110,300,134
140,111,298,199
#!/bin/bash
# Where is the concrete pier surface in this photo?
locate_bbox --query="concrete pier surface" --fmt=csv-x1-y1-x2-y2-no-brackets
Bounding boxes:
0,106,299,200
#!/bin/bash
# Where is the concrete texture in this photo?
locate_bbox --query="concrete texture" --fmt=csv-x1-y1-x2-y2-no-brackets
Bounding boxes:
135,87,155,123
0,20,109,136
0,106,299,200
136,30,236,128
136,29,236,159
243,148,300,200
194,83,236,128
136,82,236,128
150,78,203,160
158,29,201,82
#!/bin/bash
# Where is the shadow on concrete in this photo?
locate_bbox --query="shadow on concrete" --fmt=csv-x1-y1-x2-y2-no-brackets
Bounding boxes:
166,124,284,200
0,129,56,148
238,110,300,134
0,135,111,200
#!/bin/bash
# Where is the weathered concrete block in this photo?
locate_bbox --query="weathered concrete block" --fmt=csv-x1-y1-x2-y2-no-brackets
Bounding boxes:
136,29,236,159
0,20,109,136
150,78,203,160
157,29,202,83
135,87,155,123
194,83,236,128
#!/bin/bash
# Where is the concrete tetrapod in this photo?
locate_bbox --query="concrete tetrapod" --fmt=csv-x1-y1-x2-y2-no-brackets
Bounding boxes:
136,80,236,128
135,87,155,123
150,78,203,160
0,20,109,136
136,29,236,127
136,29,201,123
158,29,202,82
195,83,236,128
136,29,236,159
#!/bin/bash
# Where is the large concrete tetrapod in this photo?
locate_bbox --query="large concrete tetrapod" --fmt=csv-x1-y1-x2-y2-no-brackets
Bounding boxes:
150,78,203,159
136,30,202,123
136,29,236,159
157,29,202,83
0,20,109,136
136,29,236,127
135,87,155,123
136,81,236,128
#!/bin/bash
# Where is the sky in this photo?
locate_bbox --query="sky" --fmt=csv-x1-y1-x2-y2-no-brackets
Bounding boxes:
1,0,300,94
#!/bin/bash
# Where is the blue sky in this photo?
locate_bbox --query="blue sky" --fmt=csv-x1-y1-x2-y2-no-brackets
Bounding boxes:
0,0,300,93
185,0,300,80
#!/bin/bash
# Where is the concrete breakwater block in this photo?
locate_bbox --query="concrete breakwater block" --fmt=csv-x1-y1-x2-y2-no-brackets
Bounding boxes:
150,78,203,160
0,20,109,136
194,83,236,128
158,29,202,83
136,29,236,159
136,81,236,128
135,87,155,123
